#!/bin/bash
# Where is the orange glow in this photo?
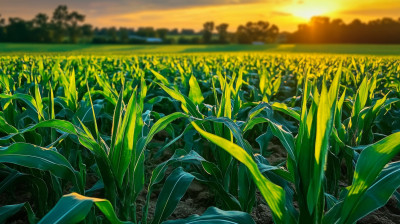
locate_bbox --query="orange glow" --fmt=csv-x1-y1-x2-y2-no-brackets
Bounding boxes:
93,3,298,32
1,0,400,32
81,0,400,32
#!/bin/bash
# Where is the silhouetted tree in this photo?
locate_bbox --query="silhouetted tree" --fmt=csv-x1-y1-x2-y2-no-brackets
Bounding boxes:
51,5,69,42
137,27,156,37
202,21,214,43
107,27,118,43
0,14,5,41
181,29,195,35
169,28,179,35
216,23,229,43
236,21,279,44
6,18,32,42
119,27,129,43
288,16,400,43
32,13,51,42
67,11,85,43
156,28,169,39
81,24,93,40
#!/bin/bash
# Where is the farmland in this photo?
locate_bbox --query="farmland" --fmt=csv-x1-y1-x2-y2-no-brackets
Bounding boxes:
2,43,400,55
0,53,400,224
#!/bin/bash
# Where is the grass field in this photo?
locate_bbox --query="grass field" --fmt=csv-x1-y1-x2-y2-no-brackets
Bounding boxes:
1,43,400,55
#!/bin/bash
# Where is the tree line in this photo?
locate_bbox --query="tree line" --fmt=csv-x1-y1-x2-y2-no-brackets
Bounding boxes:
0,6,92,43
288,16,400,43
1,5,400,44
0,5,279,44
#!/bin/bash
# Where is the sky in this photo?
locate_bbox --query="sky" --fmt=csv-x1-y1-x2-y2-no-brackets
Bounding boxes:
1,0,400,32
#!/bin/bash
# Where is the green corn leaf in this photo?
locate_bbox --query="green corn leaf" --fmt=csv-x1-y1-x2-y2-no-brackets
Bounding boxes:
150,69,169,86
188,75,204,105
110,90,139,187
144,150,205,221
0,119,117,205
308,69,341,216
0,143,83,193
0,169,48,213
0,202,36,224
271,102,300,121
159,83,204,118
34,83,44,121
163,206,255,224
151,167,194,224
0,203,26,223
242,116,295,163
131,112,189,203
306,82,331,214
337,131,400,224
344,161,400,223
110,87,124,153
191,121,287,223
0,116,25,142
0,93,43,120
217,79,232,119
67,69,78,111
38,193,130,224
350,76,368,129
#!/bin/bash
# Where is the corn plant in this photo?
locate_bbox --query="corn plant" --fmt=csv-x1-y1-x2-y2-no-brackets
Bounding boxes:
190,67,400,223
1,55,400,224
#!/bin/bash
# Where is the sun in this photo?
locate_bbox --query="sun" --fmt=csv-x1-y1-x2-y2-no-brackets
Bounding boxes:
286,1,338,20
291,6,328,19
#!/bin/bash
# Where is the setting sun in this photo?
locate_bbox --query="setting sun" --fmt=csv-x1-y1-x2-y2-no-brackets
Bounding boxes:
286,1,339,20
291,6,327,19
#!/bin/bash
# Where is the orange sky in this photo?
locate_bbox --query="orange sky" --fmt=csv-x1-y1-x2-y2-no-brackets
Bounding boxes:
1,0,400,32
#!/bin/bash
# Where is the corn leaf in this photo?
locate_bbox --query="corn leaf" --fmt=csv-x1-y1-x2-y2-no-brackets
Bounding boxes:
38,193,130,224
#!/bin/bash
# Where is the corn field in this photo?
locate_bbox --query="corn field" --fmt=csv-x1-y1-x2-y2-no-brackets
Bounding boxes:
1,54,400,224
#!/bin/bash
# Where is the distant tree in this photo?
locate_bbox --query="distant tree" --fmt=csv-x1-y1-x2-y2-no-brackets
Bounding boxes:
169,28,179,35
288,16,400,44
119,27,129,43
202,21,214,43
181,29,195,35
67,11,85,43
81,24,93,40
50,5,85,43
51,5,69,42
33,13,48,28
216,23,229,43
156,28,169,39
32,13,50,42
236,21,279,44
6,18,32,42
0,14,5,41
137,27,156,37
107,27,118,43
